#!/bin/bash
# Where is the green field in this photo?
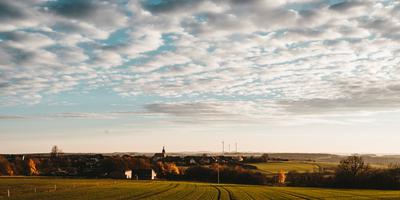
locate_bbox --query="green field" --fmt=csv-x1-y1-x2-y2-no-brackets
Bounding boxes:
250,161,388,174
250,162,338,174
1,177,400,199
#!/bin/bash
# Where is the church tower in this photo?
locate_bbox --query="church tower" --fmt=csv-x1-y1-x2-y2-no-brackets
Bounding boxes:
162,146,166,154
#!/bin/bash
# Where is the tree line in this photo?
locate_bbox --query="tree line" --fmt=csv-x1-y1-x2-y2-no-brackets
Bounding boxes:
2,150,400,189
287,156,400,189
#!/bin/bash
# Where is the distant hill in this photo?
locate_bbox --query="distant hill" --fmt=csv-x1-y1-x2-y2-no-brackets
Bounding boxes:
3,152,400,165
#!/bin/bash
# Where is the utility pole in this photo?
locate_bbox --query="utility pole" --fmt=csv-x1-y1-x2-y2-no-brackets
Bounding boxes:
222,141,224,155
217,163,220,184
228,144,230,153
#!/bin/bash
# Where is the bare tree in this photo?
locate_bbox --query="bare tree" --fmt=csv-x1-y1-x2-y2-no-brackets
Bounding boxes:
336,155,369,185
50,145,62,159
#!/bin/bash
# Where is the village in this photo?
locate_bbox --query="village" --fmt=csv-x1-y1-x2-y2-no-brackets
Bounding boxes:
1,146,278,182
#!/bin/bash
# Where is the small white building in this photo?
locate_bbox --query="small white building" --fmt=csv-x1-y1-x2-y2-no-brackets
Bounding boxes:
125,170,132,179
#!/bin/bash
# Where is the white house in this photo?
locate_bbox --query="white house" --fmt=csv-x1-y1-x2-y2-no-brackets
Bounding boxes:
125,170,132,179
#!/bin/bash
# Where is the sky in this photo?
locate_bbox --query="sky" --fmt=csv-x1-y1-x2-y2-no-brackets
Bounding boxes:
1,0,400,154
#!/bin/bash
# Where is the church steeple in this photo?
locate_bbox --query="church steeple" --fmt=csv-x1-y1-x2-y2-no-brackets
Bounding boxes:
162,146,165,154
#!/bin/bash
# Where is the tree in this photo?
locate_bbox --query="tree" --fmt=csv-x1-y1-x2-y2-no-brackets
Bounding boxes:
25,159,40,176
0,156,14,176
50,145,62,159
335,156,369,186
278,170,286,185
261,154,269,162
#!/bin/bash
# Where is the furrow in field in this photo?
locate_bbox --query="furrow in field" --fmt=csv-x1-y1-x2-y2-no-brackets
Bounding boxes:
197,185,218,200
236,186,258,200
281,188,367,199
272,188,322,200
179,184,212,200
161,183,197,200
102,182,170,200
259,189,289,200
177,184,198,200
223,185,261,200
183,184,207,200
129,183,179,200
220,186,235,200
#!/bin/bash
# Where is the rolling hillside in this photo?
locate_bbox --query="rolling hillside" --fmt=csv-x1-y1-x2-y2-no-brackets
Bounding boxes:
1,178,400,199
250,162,338,174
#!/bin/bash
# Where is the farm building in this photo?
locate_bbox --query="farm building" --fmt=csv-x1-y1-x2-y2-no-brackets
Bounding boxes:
131,169,157,180
125,170,132,179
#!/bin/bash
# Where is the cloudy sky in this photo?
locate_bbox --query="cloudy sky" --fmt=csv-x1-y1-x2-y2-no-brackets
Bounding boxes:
1,0,400,154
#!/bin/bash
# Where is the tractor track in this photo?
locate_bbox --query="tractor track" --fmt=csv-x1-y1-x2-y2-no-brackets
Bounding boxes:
220,186,234,200
212,185,222,200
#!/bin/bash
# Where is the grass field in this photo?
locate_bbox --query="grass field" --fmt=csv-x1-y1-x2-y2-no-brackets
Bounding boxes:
250,162,338,174
1,177,400,199
250,161,388,174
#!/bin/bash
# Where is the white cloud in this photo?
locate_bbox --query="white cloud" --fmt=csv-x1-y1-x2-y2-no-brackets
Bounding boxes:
93,50,123,69
119,29,164,58
1,0,400,123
